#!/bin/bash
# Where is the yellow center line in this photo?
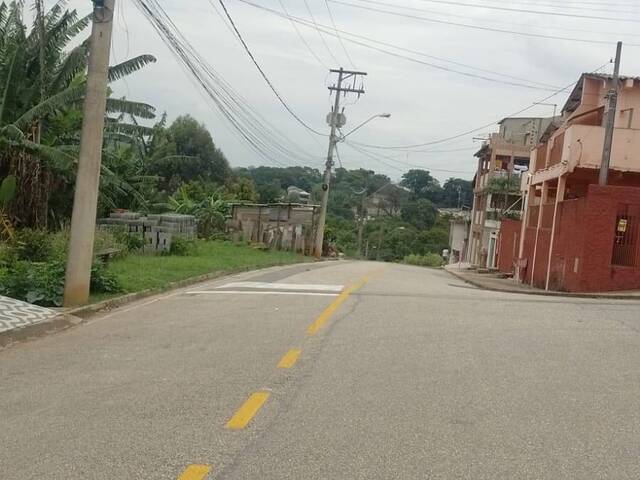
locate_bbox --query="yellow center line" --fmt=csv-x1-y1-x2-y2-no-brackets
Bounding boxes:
305,273,375,336
225,391,270,430
177,464,211,480
277,349,302,368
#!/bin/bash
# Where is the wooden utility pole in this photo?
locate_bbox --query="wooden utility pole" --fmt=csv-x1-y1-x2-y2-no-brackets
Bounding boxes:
64,0,115,306
599,41,622,186
314,68,367,258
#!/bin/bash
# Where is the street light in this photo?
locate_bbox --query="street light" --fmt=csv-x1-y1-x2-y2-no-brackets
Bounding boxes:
339,113,391,140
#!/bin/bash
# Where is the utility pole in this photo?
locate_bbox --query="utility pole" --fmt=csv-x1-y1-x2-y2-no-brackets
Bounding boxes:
314,68,367,258
63,0,115,307
599,41,622,186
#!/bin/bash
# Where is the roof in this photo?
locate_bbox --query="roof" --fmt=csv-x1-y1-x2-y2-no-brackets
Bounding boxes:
497,116,547,125
538,119,563,144
474,142,489,158
562,72,640,114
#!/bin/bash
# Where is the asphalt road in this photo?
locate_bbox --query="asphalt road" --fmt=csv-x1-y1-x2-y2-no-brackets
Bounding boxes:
2,261,640,479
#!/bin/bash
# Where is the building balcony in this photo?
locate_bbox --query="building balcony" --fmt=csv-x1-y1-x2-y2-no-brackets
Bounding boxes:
530,124,640,184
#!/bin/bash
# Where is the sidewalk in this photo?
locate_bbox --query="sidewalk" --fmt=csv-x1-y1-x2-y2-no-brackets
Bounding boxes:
445,263,640,300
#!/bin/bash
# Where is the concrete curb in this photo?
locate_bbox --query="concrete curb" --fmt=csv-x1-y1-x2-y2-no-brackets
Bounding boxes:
0,260,314,350
0,313,83,350
445,268,640,301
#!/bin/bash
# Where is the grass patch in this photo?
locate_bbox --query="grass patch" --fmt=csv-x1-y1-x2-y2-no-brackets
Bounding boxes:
89,240,309,303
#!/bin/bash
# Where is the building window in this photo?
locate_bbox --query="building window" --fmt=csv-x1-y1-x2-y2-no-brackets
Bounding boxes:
611,205,639,267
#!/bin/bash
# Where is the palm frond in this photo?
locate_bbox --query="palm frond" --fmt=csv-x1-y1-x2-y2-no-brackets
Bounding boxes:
0,47,21,124
108,54,156,83
49,40,88,93
9,138,76,171
13,82,84,128
106,98,156,119
105,121,155,137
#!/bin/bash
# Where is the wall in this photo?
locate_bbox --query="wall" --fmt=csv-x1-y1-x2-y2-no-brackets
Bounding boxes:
522,185,640,292
563,124,640,172
496,219,521,274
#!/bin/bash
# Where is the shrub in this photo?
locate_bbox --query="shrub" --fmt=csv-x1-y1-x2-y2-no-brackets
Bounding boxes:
0,242,17,267
90,259,122,293
169,236,195,256
403,253,444,268
0,261,65,306
14,229,52,262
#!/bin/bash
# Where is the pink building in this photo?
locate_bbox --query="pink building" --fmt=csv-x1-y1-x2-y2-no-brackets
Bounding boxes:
518,73,640,291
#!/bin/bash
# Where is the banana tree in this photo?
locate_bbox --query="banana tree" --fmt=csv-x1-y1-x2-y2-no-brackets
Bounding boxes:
0,0,157,228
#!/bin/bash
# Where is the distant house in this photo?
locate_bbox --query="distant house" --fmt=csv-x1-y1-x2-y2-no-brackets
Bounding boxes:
366,183,407,217
468,116,554,269
286,186,311,205
445,209,471,264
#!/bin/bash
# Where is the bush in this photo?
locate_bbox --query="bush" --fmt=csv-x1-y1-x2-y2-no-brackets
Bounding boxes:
0,261,65,306
90,259,122,293
14,229,52,262
0,242,17,267
169,236,195,256
0,229,124,306
403,253,444,268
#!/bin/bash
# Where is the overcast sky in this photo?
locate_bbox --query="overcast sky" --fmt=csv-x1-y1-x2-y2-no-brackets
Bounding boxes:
56,0,640,183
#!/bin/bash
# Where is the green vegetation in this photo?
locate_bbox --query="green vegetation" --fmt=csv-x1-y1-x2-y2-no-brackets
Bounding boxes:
403,253,445,268
0,228,125,306
90,241,308,302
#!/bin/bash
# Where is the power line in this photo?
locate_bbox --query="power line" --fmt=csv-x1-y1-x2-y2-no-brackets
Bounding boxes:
276,0,329,69
471,0,640,15
343,141,476,175
217,0,328,136
413,0,640,23
322,0,357,68
237,0,567,91
346,0,640,39
349,61,611,150
327,0,640,47
134,0,325,168
302,0,341,66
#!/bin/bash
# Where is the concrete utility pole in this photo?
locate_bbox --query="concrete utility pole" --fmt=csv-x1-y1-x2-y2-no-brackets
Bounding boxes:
64,0,115,307
314,68,367,258
599,41,622,186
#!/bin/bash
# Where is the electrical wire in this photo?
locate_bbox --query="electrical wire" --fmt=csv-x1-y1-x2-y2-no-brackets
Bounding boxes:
302,0,341,66
276,0,329,69
322,0,357,68
237,0,568,92
345,0,640,39
413,0,640,23
348,62,611,150
327,0,640,47
217,0,328,136
343,141,476,175
133,0,325,168
470,0,640,15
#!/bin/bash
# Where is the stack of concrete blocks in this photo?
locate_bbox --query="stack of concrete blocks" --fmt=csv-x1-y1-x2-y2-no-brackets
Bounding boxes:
97,212,196,254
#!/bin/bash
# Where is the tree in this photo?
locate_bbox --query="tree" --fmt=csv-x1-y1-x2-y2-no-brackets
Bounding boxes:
147,115,231,190
223,176,257,202
0,1,156,227
400,169,442,203
440,178,473,209
400,198,437,230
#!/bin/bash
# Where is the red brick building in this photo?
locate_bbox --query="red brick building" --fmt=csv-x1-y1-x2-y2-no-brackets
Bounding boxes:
516,73,640,292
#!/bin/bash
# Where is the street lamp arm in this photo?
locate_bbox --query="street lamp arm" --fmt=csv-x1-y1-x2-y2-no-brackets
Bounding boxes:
339,113,391,140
